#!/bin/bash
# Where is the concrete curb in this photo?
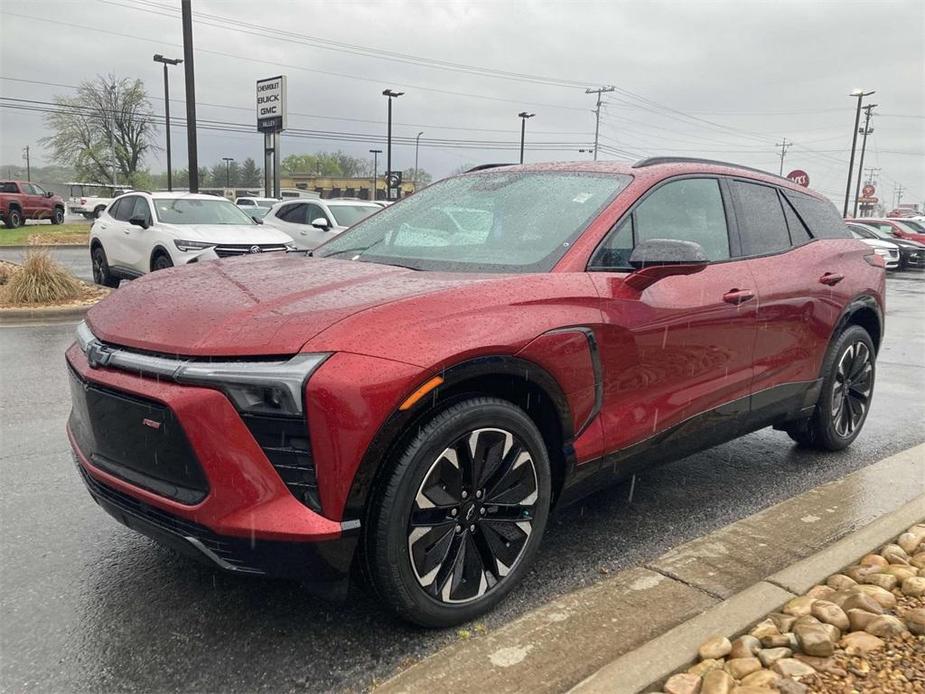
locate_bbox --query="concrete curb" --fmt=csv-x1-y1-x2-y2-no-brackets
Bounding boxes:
570,494,925,694
0,303,93,324
0,243,87,251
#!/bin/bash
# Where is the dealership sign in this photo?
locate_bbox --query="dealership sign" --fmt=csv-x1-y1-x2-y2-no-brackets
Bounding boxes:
862,184,876,198
786,169,810,187
256,75,287,133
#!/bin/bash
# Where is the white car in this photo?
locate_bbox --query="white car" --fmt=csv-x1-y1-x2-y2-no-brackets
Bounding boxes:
89,192,293,287
262,198,381,250
846,224,900,269
66,182,133,219
235,196,280,208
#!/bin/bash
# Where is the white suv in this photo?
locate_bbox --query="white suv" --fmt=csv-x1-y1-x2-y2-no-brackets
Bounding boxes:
262,198,381,250
90,192,293,287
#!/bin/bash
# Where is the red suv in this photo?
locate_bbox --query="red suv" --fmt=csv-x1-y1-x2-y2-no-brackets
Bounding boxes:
67,158,884,626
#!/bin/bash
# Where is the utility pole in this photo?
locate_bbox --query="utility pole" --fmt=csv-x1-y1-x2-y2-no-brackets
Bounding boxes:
153,54,182,191
414,131,423,189
863,167,881,186
585,85,615,162
894,184,905,209
369,148,381,201
852,103,876,218
222,156,234,188
844,89,875,217
518,112,535,164
181,0,199,192
22,146,30,182
382,89,403,200
775,138,791,176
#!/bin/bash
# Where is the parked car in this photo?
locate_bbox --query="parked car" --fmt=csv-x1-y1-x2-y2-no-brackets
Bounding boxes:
68,158,884,626
859,217,925,243
845,223,900,269
89,192,293,287
66,182,132,219
262,198,381,249
847,221,925,269
235,196,280,208
0,180,66,227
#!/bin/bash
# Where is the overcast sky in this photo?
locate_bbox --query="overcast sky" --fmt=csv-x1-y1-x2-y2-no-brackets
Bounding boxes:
1,0,923,207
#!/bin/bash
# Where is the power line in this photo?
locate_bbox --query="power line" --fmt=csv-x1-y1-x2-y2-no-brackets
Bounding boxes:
775,138,791,175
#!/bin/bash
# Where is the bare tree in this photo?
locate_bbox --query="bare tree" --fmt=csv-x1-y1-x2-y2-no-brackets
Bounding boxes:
42,75,156,186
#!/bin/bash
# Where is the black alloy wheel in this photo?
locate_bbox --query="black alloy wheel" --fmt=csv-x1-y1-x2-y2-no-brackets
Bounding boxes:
830,341,873,439
51,207,64,225
152,253,174,271
5,208,22,229
91,246,119,288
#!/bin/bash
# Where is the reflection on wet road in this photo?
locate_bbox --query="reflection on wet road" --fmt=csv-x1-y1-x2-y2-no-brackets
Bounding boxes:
1,272,922,692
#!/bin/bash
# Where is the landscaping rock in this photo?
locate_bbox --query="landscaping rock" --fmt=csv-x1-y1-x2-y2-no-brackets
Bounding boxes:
901,575,925,597
771,658,816,678
880,543,909,565
748,619,778,641
840,630,885,653
911,552,925,570
728,635,761,659
825,574,856,591
842,592,884,614
843,564,879,582
846,607,879,631
851,584,897,609
767,613,796,634
859,572,898,591
665,672,702,694
724,657,762,680
905,607,925,635
700,669,733,694
793,623,835,657
881,565,917,581
688,659,723,677
781,596,815,617
759,633,791,649
698,636,732,661
810,600,849,631
757,647,791,667
791,654,846,676
864,614,907,638
859,553,888,567
775,678,808,694
897,531,920,555
739,670,779,688
804,585,834,601
728,687,776,694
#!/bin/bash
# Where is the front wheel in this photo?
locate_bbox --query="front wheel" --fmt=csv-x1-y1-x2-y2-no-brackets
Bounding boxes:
152,252,174,271
91,245,119,288
364,397,552,627
51,207,65,225
786,325,875,451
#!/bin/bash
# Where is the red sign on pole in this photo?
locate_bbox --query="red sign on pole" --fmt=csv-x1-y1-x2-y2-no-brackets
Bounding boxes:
862,184,876,198
786,170,810,187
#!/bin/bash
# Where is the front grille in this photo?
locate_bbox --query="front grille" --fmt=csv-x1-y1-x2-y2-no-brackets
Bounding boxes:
241,414,321,512
214,244,288,258
78,465,263,574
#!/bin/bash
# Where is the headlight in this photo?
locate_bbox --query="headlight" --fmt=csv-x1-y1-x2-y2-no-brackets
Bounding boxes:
174,239,216,252
873,248,889,257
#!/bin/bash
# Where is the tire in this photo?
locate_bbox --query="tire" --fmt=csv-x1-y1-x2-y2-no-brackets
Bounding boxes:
364,397,552,627
93,206,106,219
152,252,174,271
91,245,119,288
51,207,65,225
786,325,875,451
5,208,22,229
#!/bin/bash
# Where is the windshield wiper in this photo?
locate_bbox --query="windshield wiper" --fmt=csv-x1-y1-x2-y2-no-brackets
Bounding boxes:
321,238,386,258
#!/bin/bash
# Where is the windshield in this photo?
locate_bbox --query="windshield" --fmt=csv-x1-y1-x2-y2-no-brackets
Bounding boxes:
898,220,925,233
153,198,256,225
316,171,631,272
329,204,379,227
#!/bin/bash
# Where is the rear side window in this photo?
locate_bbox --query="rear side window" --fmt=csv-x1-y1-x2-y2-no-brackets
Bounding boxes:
731,181,790,256
0,182,17,193
781,195,812,244
109,198,129,220
784,191,850,239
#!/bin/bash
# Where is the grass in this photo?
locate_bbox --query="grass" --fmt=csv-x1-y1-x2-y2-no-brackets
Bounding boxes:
0,221,90,247
0,250,84,304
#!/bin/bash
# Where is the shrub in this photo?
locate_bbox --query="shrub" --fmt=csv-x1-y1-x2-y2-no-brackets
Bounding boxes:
0,262,13,286
1,250,83,304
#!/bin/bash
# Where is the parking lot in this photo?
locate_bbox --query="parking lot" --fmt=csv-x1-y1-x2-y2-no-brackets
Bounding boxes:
1,270,922,692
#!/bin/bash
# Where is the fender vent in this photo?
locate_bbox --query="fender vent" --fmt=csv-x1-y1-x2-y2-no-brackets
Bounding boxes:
241,414,321,512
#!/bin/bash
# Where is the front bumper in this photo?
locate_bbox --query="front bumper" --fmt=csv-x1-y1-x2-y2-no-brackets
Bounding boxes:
66,343,359,591
900,248,925,266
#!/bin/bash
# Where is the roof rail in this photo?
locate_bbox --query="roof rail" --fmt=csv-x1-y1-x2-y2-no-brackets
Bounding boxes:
632,156,789,181
466,163,517,173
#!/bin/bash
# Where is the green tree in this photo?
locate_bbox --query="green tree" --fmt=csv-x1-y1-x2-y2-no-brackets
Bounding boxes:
210,160,240,187
238,157,261,186
42,74,156,185
404,168,433,187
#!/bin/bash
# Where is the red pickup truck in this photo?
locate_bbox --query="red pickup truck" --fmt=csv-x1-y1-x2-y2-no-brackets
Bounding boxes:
0,181,66,228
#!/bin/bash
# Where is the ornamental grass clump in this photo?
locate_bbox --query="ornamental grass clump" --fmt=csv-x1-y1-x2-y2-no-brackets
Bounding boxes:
1,250,83,305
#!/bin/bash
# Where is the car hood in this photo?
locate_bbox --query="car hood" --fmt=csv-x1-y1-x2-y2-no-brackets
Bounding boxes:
85,254,493,357
860,238,899,250
159,223,292,245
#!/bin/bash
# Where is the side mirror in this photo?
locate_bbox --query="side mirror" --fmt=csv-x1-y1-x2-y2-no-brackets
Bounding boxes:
311,217,331,230
624,239,709,290
251,215,263,224
129,215,150,230
44,191,54,198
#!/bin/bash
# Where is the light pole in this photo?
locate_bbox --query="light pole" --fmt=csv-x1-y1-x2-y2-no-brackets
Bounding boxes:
518,112,535,165
153,54,183,191
852,104,876,218
382,89,404,199
843,89,875,217
222,156,234,188
369,148,382,201
414,131,423,189
181,0,199,193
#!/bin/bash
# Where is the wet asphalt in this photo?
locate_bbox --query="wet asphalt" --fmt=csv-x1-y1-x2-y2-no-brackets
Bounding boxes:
1,271,923,693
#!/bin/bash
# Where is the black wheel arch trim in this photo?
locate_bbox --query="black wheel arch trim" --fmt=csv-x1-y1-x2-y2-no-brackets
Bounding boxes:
829,294,883,359
150,245,172,270
342,354,576,523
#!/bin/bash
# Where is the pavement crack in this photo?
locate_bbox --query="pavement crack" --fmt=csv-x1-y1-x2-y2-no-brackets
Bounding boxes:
643,565,725,601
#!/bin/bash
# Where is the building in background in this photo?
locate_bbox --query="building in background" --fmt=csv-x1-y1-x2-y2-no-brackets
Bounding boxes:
280,174,415,200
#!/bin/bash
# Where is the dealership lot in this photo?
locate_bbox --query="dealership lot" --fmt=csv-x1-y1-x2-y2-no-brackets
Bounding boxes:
0,271,921,692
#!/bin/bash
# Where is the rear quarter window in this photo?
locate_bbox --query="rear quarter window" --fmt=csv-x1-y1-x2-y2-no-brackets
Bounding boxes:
783,191,850,239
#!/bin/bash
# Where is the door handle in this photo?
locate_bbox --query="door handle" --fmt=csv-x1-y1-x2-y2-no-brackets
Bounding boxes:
723,289,755,305
819,272,844,286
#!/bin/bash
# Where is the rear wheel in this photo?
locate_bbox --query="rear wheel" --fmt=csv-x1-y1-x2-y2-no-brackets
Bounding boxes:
786,325,875,451
152,251,174,271
365,397,552,627
91,245,119,288
5,208,23,229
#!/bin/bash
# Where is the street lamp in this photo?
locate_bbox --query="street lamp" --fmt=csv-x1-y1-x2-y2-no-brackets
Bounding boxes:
844,89,875,217
369,148,382,201
153,54,183,191
518,112,535,165
414,131,424,189
222,156,234,187
382,89,404,199
853,104,877,218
